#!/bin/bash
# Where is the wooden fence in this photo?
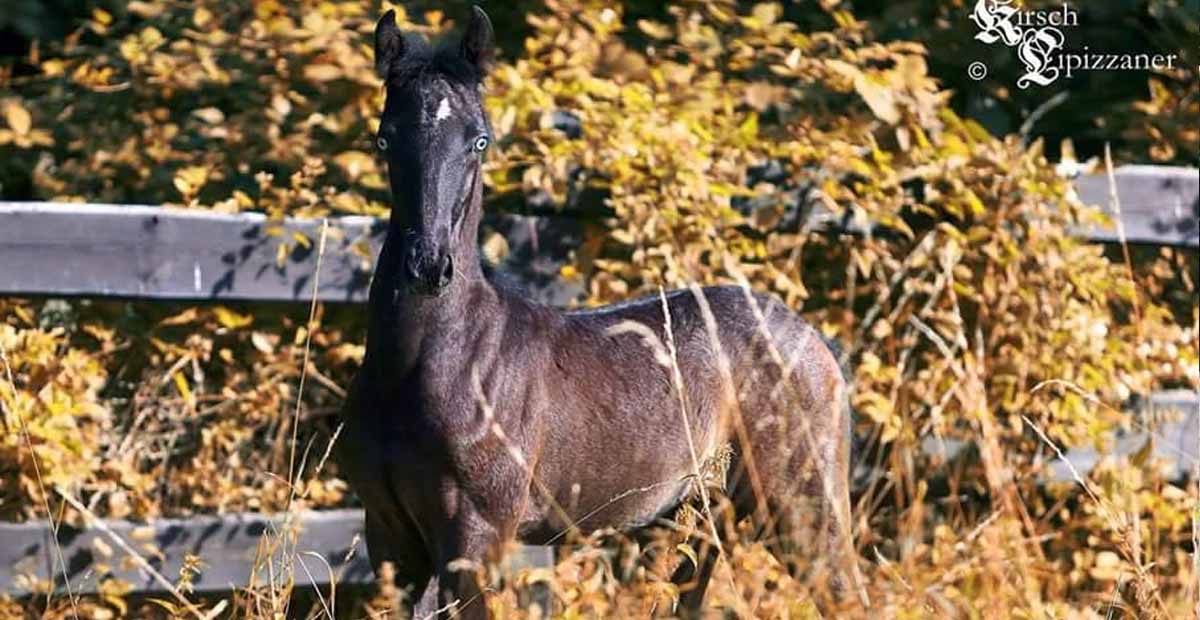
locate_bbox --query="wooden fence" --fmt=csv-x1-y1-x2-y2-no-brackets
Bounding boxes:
2,166,1196,303
0,165,1196,595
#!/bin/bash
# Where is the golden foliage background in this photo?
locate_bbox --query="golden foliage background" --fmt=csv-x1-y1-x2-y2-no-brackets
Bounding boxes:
0,0,1196,618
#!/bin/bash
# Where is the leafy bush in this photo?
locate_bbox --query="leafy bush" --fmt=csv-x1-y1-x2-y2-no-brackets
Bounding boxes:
858,0,1198,167
0,308,109,516
0,299,358,522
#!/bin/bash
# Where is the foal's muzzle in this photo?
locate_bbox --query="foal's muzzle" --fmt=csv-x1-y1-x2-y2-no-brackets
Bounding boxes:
403,242,454,295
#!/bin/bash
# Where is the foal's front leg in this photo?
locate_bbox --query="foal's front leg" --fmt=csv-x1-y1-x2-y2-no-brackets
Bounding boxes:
413,576,439,619
433,522,502,620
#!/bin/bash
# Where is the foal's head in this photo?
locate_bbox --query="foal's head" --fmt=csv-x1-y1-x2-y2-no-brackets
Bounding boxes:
374,7,495,296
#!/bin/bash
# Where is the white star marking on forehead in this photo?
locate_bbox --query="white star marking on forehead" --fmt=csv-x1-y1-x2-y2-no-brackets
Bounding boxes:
434,97,452,123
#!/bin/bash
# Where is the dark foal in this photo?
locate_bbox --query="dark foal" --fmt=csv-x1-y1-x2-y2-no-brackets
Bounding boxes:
336,8,865,619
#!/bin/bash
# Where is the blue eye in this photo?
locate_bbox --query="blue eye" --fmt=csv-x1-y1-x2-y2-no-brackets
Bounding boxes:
377,137,388,151
473,135,489,152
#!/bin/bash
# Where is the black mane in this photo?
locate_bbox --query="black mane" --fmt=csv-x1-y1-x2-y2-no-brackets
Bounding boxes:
383,37,482,88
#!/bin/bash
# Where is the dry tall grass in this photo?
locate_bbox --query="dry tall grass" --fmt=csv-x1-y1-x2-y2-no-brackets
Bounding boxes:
4,265,1195,619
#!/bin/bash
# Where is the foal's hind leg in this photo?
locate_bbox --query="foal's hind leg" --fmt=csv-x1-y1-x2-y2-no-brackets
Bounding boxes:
752,442,867,606
669,495,740,619
727,424,866,607
759,489,859,601
670,537,719,619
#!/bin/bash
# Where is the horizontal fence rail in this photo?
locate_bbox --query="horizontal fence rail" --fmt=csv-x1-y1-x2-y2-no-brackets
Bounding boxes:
1072,165,1198,247
1,166,1195,303
0,204,384,303
913,390,1198,483
0,509,553,595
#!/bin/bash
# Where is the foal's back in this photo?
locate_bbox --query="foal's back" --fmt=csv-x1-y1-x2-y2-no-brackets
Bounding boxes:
508,283,850,546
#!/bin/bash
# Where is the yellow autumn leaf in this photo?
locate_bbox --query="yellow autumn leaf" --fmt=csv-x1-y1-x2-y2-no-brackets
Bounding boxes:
1089,551,1123,581
193,6,213,27
636,19,672,40
192,107,225,124
853,72,900,125
675,543,698,569
481,232,509,263
212,306,253,329
737,112,759,141
172,371,193,404
250,332,275,354
963,189,986,216
159,308,200,326
303,64,343,82
126,1,164,18
3,100,32,135
333,151,376,181
41,59,65,77
173,166,209,197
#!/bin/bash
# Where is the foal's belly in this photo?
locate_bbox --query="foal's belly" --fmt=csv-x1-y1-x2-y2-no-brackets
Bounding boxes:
516,408,715,543
516,470,694,545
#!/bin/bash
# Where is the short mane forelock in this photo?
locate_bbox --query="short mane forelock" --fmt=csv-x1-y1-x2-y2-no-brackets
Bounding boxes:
385,38,481,89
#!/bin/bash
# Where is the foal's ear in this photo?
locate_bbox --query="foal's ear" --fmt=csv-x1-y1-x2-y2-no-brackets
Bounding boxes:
460,6,495,75
374,9,405,78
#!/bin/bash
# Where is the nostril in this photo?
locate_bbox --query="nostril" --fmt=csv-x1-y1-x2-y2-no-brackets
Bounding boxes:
404,245,422,278
438,255,454,287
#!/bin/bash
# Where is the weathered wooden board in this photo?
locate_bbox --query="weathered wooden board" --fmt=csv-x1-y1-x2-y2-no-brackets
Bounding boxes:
916,390,1198,483
0,508,553,595
0,166,1194,303
0,509,368,594
0,203,384,303
1074,165,1198,248
1046,389,1199,483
